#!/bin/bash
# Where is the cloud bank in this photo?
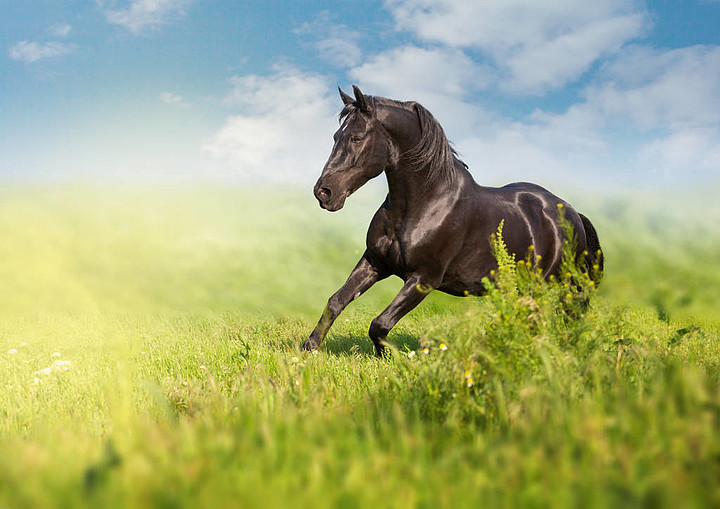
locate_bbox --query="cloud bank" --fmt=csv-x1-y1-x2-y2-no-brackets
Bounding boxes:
200,1,719,188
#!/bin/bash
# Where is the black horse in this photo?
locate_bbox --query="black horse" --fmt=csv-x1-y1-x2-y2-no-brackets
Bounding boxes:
303,86,602,356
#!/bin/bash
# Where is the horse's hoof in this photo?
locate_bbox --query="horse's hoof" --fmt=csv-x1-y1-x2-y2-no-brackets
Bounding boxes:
301,340,317,352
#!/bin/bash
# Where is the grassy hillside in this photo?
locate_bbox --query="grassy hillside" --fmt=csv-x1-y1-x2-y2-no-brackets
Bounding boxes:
1,184,719,508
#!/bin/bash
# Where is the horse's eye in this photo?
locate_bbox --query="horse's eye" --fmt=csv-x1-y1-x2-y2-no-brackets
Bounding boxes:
351,136,363,144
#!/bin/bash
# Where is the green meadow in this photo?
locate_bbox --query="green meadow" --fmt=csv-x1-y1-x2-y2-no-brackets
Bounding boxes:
1,184,719,508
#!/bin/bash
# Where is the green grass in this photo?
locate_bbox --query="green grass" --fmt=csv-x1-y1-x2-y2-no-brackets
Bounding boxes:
1,184,719,508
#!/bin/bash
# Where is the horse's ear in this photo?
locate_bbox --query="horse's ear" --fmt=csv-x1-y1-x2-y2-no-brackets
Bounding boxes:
339,87,354,105
352,85,372,114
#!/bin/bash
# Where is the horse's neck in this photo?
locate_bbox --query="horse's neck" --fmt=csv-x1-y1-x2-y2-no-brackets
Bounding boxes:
384,162,460,221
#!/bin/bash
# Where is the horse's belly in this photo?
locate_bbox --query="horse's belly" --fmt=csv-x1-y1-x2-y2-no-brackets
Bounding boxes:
438,259,494,297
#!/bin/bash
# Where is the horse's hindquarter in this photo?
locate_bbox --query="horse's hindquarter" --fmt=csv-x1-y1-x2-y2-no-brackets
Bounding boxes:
491,183,588,274
439,183,587,293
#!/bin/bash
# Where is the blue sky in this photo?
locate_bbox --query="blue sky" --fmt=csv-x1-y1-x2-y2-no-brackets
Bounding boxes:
1,0,719,189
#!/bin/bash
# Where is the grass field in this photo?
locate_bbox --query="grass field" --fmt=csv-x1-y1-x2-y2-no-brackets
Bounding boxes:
1,183,719,508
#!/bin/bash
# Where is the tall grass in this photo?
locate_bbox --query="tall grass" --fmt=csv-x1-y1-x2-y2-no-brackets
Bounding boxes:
1,184,719,508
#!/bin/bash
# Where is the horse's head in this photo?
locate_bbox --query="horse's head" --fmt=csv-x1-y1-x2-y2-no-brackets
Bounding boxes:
314,86,391,211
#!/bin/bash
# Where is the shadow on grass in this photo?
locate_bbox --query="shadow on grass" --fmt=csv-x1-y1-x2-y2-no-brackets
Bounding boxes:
323,332,421,357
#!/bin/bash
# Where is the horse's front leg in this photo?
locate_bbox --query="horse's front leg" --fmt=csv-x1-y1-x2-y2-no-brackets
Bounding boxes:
369,274,434,357
302,254,384,352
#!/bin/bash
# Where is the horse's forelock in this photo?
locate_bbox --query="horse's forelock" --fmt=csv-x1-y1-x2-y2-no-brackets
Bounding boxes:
339,102,356,123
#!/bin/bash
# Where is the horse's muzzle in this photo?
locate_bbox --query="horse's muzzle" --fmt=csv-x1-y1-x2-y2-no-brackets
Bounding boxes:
314,182,345,211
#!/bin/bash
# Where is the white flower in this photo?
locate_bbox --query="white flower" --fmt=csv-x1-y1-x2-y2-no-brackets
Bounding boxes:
51,352,61,358
439,343,448,351
407,351,416,358
34,367,52,376
8,349,18,354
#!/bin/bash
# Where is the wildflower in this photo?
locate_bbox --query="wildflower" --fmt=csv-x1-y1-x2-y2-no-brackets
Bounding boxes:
34,367,52,376
51,352,61,358
439,343,448,351
8,349,17,355
464,370,474,388
407,351,416,358
422,347,430,355
294,380,300,386
54,360,71,370
415,283,433,294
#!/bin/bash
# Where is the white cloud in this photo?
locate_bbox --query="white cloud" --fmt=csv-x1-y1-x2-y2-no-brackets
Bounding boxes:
351,45,491,99
503,13,646,94
50,24,72,38
385,0,649,94
637,129,720,177
295,12,363,68
454,44,720,187
160,92,190,108
587,45,720,130
349,45,497,137
102,0,194,34
203,68,339,182
8,40,74,63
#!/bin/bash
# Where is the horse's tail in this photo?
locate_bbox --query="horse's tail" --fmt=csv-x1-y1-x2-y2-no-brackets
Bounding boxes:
579,213,603,285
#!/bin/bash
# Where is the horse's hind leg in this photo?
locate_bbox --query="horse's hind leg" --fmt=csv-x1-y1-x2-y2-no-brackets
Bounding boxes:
368,275,433,357
302,255,384,352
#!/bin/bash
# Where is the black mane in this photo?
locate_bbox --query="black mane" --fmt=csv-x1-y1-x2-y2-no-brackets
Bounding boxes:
339,96,466,185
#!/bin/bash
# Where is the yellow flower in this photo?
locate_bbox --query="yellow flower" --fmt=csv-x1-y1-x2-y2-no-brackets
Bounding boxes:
439,343,448,351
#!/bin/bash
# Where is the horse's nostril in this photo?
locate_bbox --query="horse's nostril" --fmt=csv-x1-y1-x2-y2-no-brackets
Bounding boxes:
318,187,331,201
